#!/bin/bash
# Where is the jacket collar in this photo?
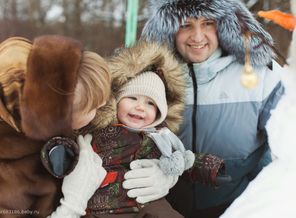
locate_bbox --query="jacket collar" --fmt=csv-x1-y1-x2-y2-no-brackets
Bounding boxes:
192,48,234,85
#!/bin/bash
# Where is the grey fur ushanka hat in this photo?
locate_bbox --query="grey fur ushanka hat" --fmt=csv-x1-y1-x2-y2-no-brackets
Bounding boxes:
142,0,275,66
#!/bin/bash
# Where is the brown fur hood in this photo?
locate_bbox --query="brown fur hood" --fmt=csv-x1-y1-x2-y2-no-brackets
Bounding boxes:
96,40,185,133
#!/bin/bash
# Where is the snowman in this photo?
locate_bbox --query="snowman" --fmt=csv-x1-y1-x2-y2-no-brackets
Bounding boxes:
221,4,296,218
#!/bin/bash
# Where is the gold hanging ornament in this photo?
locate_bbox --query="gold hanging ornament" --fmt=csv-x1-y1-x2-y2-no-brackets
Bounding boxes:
240,33,259,89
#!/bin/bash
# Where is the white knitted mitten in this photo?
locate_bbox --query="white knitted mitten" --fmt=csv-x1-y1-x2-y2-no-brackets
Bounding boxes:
49,134,106,218
123,159,178,204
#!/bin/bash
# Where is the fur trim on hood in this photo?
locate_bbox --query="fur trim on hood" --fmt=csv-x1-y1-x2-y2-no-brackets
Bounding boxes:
106,40,185,133
20,35,83,140
142,0,275,67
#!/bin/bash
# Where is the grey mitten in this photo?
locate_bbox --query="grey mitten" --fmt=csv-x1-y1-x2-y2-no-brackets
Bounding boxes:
148,127,195,176
159,150,185,175
163,128,195,170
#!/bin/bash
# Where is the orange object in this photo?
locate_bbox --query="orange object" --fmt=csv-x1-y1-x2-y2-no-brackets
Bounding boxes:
99,171,118,188
258,10,296,31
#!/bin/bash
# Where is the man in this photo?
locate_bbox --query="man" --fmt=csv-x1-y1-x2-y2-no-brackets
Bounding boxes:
123,0,284,217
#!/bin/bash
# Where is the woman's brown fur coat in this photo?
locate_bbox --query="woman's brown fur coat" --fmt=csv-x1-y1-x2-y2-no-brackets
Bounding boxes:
0,36,82,217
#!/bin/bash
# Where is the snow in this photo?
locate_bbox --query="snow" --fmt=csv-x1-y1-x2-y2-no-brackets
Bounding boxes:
221,29,296,218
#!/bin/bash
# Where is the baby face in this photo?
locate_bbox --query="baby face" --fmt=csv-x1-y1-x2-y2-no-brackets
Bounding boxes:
117,95,157,129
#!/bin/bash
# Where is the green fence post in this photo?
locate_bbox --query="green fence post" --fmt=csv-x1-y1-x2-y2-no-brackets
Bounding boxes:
125,0,139,47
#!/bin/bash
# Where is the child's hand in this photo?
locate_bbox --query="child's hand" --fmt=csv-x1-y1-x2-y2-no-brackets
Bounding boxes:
122,159,178,204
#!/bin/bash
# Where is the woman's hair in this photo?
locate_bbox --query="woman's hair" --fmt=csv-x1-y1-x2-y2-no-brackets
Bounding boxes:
74,51,111,115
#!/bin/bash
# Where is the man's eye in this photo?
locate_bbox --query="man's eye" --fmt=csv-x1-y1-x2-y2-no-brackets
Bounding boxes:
180,23,190,28
204,21,215,26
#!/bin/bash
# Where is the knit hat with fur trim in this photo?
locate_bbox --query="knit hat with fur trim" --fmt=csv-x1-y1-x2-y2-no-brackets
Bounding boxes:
117,71,168,128
142,0,275,66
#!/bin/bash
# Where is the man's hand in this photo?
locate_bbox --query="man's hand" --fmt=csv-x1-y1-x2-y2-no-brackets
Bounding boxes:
123,159,178,204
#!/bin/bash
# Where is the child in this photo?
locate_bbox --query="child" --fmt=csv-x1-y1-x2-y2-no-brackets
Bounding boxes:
45,40,195,217
116,71,195,176
41,45,112,178
77,40,193,218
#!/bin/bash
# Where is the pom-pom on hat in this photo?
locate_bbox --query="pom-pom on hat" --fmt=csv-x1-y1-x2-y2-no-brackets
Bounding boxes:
117,71,168,128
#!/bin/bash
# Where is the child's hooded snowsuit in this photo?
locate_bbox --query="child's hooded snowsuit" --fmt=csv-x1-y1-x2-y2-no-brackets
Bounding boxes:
84,41,186,215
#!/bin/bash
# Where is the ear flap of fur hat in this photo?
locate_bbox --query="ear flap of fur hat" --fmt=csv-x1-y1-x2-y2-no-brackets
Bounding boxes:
0,37,32,131
142,0,275,66
20,35,83,140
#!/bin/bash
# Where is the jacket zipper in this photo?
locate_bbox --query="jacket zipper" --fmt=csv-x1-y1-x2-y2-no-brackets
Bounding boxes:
188,63,198,214
188,64,197,153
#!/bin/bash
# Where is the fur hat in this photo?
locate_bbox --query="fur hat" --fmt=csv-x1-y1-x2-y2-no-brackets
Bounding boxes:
117,71,168,128
20,35,83,140
142,0,275,66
